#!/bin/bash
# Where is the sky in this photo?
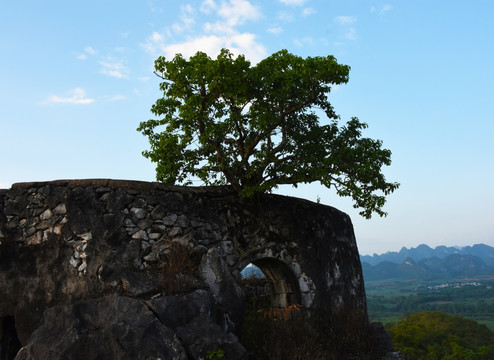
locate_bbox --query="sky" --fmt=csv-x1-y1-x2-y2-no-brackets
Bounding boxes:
1,0,493,255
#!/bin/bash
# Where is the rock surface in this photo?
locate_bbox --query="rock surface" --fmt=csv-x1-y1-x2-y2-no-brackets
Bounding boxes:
15,294,187,360
0,179,389,359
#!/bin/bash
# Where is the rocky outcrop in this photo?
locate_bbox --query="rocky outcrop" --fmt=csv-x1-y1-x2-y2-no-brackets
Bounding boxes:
15,294,187,360
0,179,383,359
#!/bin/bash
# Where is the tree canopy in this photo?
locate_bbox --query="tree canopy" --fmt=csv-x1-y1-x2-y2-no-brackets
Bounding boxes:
138,49,399,218
387,312,494,359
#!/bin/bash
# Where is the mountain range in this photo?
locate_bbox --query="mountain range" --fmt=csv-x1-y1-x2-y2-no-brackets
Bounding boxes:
360,244,494,282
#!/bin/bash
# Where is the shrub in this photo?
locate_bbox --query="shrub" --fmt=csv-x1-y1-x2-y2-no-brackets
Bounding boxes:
160,240,192,295
240,298,384,360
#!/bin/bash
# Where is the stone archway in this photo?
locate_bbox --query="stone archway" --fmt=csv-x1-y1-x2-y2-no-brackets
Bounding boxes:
243,258,301,309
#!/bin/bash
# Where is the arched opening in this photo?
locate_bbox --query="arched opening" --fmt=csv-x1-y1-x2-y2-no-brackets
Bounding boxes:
239,259,306,358
240,258,301,310
253,258,301,309
0,316,22,360
240,263,270,311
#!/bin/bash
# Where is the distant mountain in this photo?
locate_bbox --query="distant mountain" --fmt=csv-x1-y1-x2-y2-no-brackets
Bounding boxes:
360,244,494,267
460,244,494,266
362,253,494,282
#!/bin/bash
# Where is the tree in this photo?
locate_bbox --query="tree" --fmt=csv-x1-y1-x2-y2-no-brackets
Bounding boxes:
387,312,494,359
138,49,399,218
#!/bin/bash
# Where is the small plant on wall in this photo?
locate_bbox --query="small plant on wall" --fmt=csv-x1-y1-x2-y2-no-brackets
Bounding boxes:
160,240,192,295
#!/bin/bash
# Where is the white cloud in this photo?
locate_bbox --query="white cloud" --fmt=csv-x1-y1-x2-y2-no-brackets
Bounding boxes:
277,11,294,22
144,31,164,53
0,183,11,189
148,1,163,13
172,4,196,33
200,0,217,13
335,16,357,25
76,46,97,60
230,33,266,60
218,0,262,26
75,46,130,79
381,4,392,13
142,0,266,63
161,37,220,59
267,26,283,34
204,21,236,35
344,27,358,40
372,4,392,15
142,32,165,56
84,46,96,55
99,58,129,78
302,7,316,17
334,16,358,41
44,88,95,105
279,0,307,6
159,33,266,64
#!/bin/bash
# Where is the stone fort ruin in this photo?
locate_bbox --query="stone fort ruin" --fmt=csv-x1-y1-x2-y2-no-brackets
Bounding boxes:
0,179,393,359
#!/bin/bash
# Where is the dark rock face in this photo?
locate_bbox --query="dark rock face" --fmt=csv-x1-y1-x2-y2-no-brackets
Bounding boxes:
15,294,187,360
0,179,371,359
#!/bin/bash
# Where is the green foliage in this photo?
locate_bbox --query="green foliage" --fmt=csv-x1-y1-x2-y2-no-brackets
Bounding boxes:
138,49,399,218
206,348,225,360
387,312,494,359
366,280,494,329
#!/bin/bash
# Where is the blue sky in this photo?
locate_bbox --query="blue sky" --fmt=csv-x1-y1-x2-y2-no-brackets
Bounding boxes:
1,1,493,255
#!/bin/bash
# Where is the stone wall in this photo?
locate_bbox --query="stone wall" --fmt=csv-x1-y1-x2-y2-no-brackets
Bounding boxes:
0,179,372,359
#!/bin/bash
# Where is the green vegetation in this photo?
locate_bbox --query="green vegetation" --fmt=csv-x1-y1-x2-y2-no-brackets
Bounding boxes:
387,312,494,359
138,49,399,218
206,348,225,360
366,279,494,329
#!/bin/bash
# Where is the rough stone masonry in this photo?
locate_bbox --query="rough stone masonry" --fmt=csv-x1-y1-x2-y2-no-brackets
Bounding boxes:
0,179,388,359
